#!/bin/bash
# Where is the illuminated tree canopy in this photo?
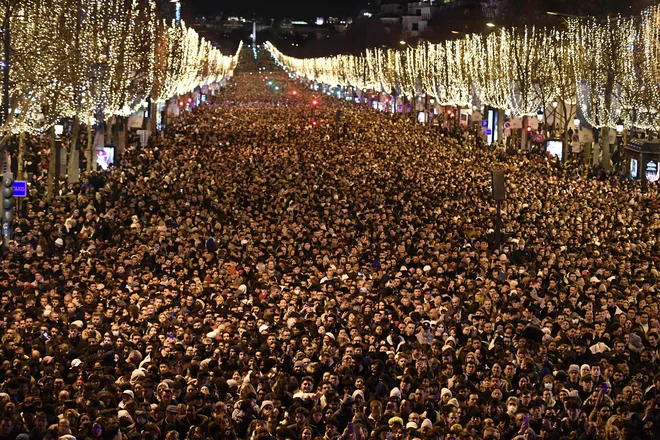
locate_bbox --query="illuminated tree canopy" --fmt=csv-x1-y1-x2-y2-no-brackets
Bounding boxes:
267,5,660,132
0,0,241,138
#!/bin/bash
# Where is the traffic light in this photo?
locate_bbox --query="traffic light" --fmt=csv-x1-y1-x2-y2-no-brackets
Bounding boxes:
526,126,532,133
311,99,319,107
311,120,318,127
292,90,298,96
2,172,13,229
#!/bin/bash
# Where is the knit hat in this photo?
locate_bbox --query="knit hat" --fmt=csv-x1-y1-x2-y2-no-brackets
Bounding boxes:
131,366,146,379
629,333,644,352
352,390,365,400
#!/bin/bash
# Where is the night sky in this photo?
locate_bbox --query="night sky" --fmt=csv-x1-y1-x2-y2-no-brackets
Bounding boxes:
184,0,369,19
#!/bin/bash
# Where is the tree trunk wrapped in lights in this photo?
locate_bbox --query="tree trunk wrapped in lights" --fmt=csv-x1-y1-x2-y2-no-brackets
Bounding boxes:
0,0,238,180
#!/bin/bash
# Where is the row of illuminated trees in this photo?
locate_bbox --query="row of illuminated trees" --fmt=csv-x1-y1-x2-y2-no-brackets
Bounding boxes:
1,0,240,187
266,5,660,170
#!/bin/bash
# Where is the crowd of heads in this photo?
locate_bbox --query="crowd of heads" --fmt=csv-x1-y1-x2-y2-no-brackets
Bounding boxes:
0,48,660,440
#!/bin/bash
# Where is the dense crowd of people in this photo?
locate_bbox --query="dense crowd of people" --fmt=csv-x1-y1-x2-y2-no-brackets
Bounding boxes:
1,47,660,440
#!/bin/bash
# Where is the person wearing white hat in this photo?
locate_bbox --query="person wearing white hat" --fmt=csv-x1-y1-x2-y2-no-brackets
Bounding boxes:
119,389,134,409
352,389,365,402
580,364,591,377
406,421,418,430
260,400,274,415
130,369,146,384
440,388,452,405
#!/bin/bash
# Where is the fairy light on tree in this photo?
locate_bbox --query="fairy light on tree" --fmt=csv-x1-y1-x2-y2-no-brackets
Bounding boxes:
0,0,237,185
571,15,637,169
465,30,512,112
623,6,660,132
546,28,578,158
263,10,660,153
396,47,416,111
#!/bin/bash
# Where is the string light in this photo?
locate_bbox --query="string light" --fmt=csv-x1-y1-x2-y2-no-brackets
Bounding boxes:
0,0,240,137
266,8,660,132
569,15,634,129
619,6,660,131
154,20,241,103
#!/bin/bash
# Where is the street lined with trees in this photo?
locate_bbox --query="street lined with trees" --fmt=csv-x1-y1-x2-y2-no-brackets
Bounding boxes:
0,0,240,196
266,5,660,171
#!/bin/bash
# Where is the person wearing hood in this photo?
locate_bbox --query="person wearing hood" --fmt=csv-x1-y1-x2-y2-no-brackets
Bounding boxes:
332,396,356,432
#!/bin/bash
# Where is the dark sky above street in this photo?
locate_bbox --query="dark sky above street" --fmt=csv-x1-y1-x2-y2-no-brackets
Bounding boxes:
184,0,368,19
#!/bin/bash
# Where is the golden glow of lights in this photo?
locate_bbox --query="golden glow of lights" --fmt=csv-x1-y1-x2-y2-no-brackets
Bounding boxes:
266,6,660,132
0,0,240,137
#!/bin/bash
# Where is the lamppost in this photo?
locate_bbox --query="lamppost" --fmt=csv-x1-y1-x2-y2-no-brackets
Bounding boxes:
430,98,435,124
311,98,318,118
391,89,398,115
54,121,64,195
537,109,544,137
546,11,586,19
170,0,181,25
90,62,108,171
1,172,13,248
615,119,626,169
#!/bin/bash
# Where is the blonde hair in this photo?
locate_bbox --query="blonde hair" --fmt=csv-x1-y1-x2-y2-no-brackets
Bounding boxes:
240,382,256,399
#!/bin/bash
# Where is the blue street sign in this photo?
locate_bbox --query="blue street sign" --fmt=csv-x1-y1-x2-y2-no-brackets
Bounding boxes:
482,120,488,127
13,181,27,197
486,129,492,135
